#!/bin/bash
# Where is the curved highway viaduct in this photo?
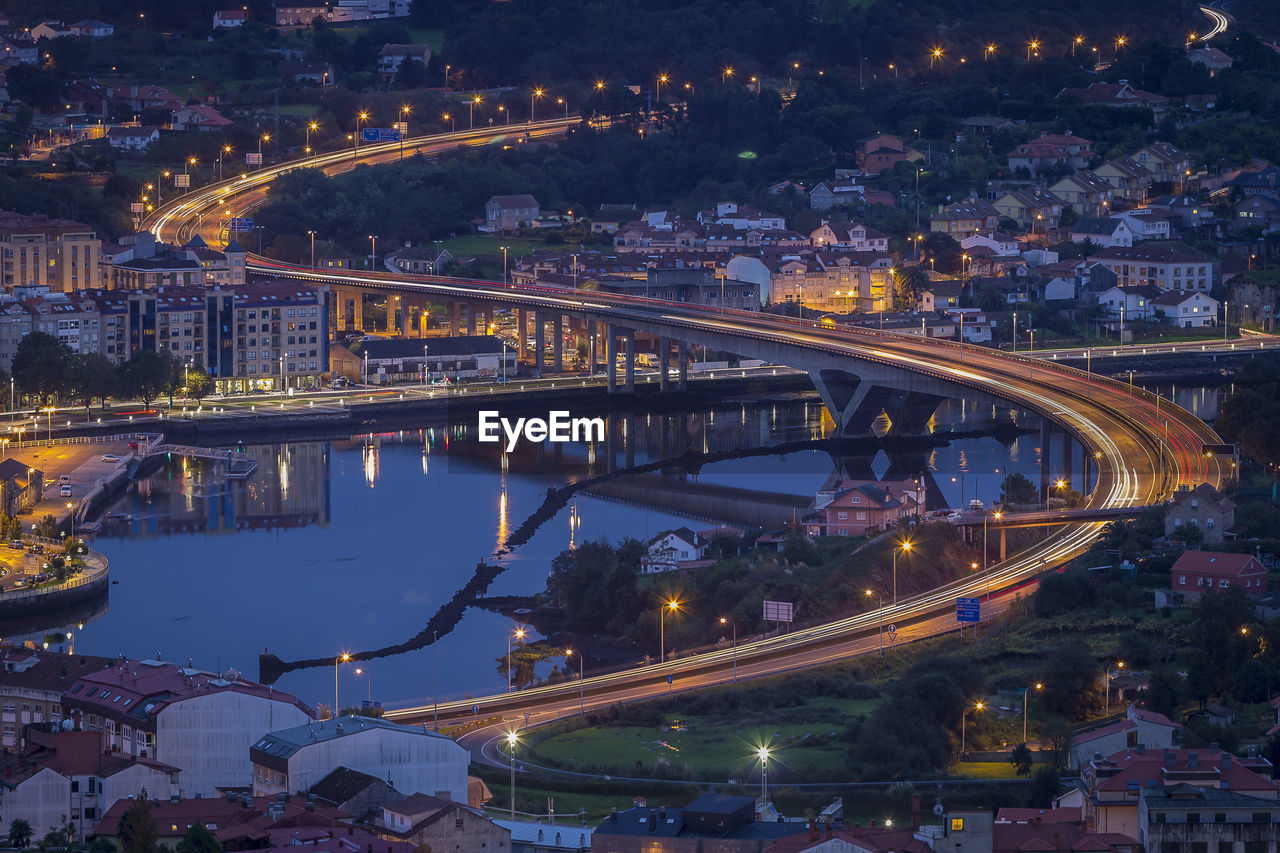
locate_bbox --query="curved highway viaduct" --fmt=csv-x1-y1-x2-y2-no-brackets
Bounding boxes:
146,121,1232,729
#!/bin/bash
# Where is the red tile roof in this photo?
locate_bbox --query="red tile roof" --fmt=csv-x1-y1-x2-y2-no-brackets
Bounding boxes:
1170,551,1263,579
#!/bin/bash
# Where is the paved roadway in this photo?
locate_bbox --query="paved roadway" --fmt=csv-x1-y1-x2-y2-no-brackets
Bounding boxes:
144,121,1231,740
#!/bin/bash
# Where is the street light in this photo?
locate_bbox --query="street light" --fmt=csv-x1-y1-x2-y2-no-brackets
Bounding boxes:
930,47,943,68
354,666,371,703
469,95,481,129
1104,661,1125,716
442,112,454,132
501,245,509,283
368,235,378,271
892,540,912,604
961,701,984,756
506,731,519,818
1073,35,1084,56
722,66,734,82
865,589,883,656
564,648,585,715
355,110,369,155
659,598,680,662
306,121,318,157
398,107,409,159
308,230,316,269
1022,682,1042,744
258,133,270,166
507,626,526,692
530,88,543,121
758,746,770,803
66,501,74,539
1026,39,1039,61
719,617,738,681
334,652,350,717
985,43,996,60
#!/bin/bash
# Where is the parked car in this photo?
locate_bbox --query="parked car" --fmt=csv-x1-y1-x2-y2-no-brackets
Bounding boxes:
101,454,121,463
60,484,72,497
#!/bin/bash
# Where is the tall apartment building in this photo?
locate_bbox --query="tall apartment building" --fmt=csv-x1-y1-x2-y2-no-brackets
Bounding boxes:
101,232,246,291
0,212,101,292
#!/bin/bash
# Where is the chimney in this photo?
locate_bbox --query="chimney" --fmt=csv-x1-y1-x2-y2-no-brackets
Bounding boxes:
1210,743,1220,753
1222,753,1232,769
1189,751,1199,769
854,823,862,837
826,823,834,839
648,812,657,833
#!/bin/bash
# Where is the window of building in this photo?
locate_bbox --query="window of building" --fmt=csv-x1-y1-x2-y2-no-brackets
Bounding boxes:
951,819,964,832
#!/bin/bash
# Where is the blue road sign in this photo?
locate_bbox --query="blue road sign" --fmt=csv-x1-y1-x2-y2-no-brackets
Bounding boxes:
229,217,255,232
956,596,981,623
362,127,401,143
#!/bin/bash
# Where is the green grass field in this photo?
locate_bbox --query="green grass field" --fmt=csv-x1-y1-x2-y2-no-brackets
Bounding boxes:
443,235,544,260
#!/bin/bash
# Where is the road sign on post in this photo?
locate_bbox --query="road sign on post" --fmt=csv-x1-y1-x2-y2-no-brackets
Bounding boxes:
173,173,190,188
362,128,401,143
956,597,981,623
245,152,263,166
228,218,255,232
762,600,794,624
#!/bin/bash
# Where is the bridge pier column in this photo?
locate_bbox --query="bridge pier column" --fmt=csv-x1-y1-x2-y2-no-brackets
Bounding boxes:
533,312,546,378
999,527,1007,562
678,341,689,390
399,299,410,337
450,302,460,337
353,294,364,331
333,287,347,331
517,308,527,355
1040,422,1051,504
466,304,477,337
588,321,598,372
483,305,493,334
1061,432,1073,496
624,332,635,393
605,324,617,393
552,315,563,372
659,336,670,392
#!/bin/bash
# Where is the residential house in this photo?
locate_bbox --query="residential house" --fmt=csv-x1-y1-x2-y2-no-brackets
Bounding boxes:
1169,551,1266,601
377,44,432,76
1091,242,1215,292
308,767,406,819
855,134,918,176
595,794,798,853
930,199,1002,239
808,180,865,211
645,528,706,572
1187,46,1233,72
386,246,450,274
69,20,114,37
918,282,962,312
276,4,330,25
728,248,892,312
1133,143,1193,184
60,658,314,797
1071,218,1134,248
104,85,184,114
1151,290,1219,329
700,202,787,232
591,203,638,234
212,10,248,27
0,460,39,517
993,187,1064,233
804,478,923,537
170,105,232,132
600,266,761,310
1097,285,1161,322
337,337,514,384
1226,271,1280,331
1113,209,1173,241
1051,172,1116,218
1058,747,1278,837
30,22,72,41
1225,167,1280,200
492,818,593,853
484,195,541,234
810,222,890,251
961,115,1017,136
1092,159,1154,202
1006,133,1095,176
613,214,704,253
251,715,467,804
1231,195,1280,231
1068,706,1183,769
0,31,38,66
962,232,1021,258
106,126,160,152
1138,785,1280,853
375,793,510,851
1056,81,1171,115
1146,196,1211,231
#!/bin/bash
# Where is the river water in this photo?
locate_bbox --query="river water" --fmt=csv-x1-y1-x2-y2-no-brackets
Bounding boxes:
33,385,1222,711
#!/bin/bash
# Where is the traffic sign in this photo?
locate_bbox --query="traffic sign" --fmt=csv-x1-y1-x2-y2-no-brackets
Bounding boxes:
886,624,897,642
245,152,263,165
956,597,981,623
362,127,401,143
229,218,255,232
471,704,479,715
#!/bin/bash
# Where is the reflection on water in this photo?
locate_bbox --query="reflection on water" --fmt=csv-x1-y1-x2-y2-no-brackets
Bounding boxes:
66,389,1218,707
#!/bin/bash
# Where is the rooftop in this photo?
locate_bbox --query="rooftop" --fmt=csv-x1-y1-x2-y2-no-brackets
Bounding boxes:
253,715,452,762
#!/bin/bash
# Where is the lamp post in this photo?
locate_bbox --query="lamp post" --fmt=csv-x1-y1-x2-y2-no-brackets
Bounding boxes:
983,511,1001,571
306,122,318,157
334,652,350,718
66,501,74,539
758,746,770,804
355,111,369,156
308,230,316,269
659,599,679,662
1022,682,1042,744
469,95,481,129
258,134,269,167
865,589,883,656
1105,661,1125,716
719,617,737,681
506,626,525,692
506,731,519,818
530,88,543,122
892,540,912,604
442,112,453,132
497,104,508,125
501,245,509,283
1073,35,1084,56
1224,300,1229,341
218,145,231,181
354,667,371,702
369,235,378,271
398,107,409,159
564,648,585,715
961,701,984,756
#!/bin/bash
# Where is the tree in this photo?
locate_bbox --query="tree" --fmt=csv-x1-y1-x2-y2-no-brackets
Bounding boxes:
1170,522,1204,546
64,353,120,420
1010,742,1034,776
999,472,1039,508
117,799,157,853
9,819,32,849
119,351,170,409
88,838,116,853
1040,642,1102,721
175,823,219,853
893,264,930,307
12,331,71,403
185,367,214,402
